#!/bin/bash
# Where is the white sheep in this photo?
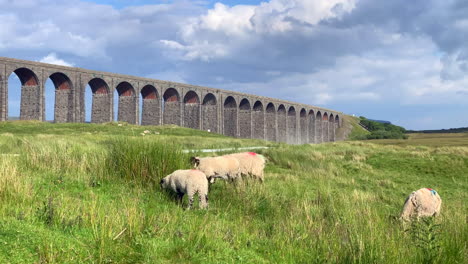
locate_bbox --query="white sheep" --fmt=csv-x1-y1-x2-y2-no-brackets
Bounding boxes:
223,152,266,182
160,169,209,209
191,156,241,183
400,188,442,221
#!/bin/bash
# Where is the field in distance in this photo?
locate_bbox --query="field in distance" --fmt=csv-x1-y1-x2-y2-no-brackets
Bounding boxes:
0,121,466,263
367,132,468,147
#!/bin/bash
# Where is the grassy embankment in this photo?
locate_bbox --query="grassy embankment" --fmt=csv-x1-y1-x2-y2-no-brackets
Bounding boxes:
0,121,466,263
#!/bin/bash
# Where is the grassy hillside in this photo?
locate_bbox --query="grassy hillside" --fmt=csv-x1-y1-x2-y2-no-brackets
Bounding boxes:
339,115,370,140
0,122,466,263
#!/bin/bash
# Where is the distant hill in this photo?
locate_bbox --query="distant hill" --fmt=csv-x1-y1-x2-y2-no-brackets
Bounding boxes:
406,127,468,133
356,117,407,140
367,119,391,124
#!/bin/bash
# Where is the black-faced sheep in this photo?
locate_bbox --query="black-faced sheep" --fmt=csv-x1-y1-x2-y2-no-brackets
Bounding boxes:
191,156,241,183
160,169,209,209
400,188,442,221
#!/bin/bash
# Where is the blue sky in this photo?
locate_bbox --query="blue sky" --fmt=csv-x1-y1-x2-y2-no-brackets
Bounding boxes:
1,0,467,129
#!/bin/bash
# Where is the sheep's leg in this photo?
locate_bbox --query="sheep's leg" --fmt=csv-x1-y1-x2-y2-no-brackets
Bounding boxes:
186,189,195,210
176,192,184,205
199,192,208,209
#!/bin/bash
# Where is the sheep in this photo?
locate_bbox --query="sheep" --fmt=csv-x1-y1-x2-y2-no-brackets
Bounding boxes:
160,169,209,209
223,152,266,182
191,156,241,183
400,188,442,221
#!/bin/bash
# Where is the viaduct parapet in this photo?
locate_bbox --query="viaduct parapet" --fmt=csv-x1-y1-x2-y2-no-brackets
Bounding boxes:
0,56,343,144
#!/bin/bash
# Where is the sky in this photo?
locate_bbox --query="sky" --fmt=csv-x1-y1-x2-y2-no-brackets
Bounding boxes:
0,0,467,129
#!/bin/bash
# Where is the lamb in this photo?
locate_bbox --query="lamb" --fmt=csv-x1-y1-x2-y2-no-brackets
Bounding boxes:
223,152,266,182
400,188,442,221
191,156,241,183
160,169,209,209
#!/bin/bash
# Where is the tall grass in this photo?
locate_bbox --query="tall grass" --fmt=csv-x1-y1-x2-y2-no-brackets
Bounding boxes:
105,137,190,186
0,124,466,263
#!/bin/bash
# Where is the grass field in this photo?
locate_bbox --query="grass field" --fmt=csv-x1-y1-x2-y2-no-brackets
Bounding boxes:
0,121,466,263
367,133,468,147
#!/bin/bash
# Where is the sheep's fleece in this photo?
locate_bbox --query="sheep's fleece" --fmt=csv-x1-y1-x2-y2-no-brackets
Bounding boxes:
160,169,208,209
192,156,241,183
224,152,265,182
400,188,442,221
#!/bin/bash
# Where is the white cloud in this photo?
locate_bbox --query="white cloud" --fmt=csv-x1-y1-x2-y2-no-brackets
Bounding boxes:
39,53,74,67
161,0,358,61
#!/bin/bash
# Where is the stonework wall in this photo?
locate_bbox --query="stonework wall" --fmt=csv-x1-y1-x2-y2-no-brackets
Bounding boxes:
20,85,41,120
92,94,110,123
55,89,73,123
0,57,344,145
202,105,218,133
315,119,323,143
118,95,136,124
252,110,264,140
223,108,237,137
0,71,5,121
141,99,160,126
163,102,181,125
265,111,276,141
277,112,287,142
300,116,307,144
287,113,297,144
322,120,329,142
239,110,251,138
329,121,335,142
184,103,200,129
308,115,316,143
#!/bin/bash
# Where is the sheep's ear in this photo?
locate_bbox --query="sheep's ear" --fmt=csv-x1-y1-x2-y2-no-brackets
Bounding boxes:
191,157,200,166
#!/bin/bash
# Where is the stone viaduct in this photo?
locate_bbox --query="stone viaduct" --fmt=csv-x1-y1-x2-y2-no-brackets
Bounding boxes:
0,57,343,144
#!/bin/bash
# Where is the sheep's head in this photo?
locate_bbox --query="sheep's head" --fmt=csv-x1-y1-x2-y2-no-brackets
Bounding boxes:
190,157,201,167
160,178,168,189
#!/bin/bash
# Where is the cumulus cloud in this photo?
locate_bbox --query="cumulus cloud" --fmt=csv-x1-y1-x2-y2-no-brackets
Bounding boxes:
39,53,74,67
0,0,467,129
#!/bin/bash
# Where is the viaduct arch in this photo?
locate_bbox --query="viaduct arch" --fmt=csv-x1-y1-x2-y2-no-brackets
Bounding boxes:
0,57,342,144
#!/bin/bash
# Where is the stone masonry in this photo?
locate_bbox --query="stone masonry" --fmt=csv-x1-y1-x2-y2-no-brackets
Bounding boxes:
0,56,343,144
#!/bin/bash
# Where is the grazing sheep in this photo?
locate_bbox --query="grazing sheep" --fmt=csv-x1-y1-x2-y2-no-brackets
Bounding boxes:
223,152,266,182
400,188,442,221
191,156,241,183
160,169,209,209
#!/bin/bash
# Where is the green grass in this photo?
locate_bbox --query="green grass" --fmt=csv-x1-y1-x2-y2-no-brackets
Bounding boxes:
0,122,466,263
367,133,468,147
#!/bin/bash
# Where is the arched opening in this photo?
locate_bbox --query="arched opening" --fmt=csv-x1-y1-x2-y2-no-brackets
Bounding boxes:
9,68,40,120
300,108,307,144
223,96,237,137
115,82,136,124
277,105,287,142
316,111,322,143
87,78,111,123
329,114,335,142
287,106,297,144
202,93,218,133
322,112,329,142
308,110,315,143
45,72,73,123
163,88,181,125
140,85,160,125
183,91,200,130
252,101,264,140
265,103,276,142
239,98,251,139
